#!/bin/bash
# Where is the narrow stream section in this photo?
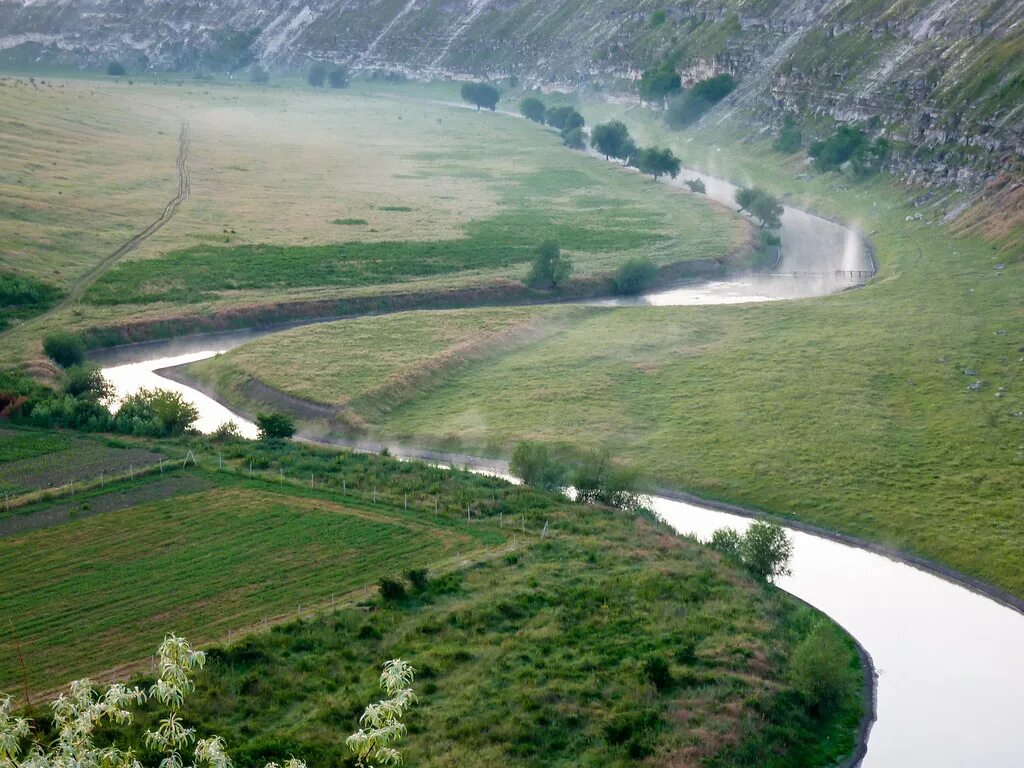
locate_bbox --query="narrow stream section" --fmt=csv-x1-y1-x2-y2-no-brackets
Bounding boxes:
92,114,1024,767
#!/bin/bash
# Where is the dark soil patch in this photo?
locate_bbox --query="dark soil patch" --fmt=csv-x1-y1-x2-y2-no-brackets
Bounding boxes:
0,474,215,537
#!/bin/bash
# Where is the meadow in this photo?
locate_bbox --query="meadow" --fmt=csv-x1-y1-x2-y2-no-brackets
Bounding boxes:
194,95,1023,598
1,430,864,766
0,75,748,367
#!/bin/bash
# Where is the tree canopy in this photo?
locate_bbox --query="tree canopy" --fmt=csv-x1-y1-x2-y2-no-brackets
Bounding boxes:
637,64,682,104
308,63,327,88
634,146,681,179
544,105,584,132
591,120,635,161
526,239,572,289
460,81,500,110
256,411,297,440
561,126,586,150
106,61,126,77
510,441,567,491
665,74,735,128
735,187,784,228
519,96,546,123
328,66,349,89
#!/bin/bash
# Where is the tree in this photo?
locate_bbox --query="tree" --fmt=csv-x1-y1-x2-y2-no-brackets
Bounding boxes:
526,240,572,289
106,62,126,76
790,621,856,716
809,125,866,171
544,105,584,131
635,146,681,179
346,660,417,768
591,120,633,160
115,388,199,436
741,521,793,581
0,643,417,768
708,527,743,559
63,364,113,401
460,81,500,111
43,332,85,368
665,74,735,128
614,258,658,295
637,64,681,105
735,187,783,228
307,63,327,88
561,126,585,149
773,114,802,154
249,64,269,84
685,178,706,194
510,441,567,491
256,411,296,440
571,451,644,511
519,96,546,123
850,137,891,178
328,66,349,89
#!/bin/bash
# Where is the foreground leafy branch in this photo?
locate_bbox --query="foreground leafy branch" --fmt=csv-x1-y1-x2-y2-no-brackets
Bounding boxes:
346,660,417,768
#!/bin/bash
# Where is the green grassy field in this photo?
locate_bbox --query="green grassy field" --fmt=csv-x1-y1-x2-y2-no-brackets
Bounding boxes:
1,431,863,766
0,75,748,367
195,100,1023,597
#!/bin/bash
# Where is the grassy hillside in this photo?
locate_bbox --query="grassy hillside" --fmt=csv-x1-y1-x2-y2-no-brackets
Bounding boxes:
1,428,864,766
0,75,748,366
194,101,1023,597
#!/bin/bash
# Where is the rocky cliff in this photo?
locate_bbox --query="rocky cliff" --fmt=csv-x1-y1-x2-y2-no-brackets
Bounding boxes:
1,0,1021,188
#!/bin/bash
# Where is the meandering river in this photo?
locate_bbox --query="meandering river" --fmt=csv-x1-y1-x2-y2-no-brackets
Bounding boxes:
92,120,1024,767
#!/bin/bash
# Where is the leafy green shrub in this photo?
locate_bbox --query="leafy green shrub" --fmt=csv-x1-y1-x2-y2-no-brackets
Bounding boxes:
742,521,794,580
526,240,572,289
43,332,85,368
378,577,406,601
406,568,429,591
790,621,858,716
519,96,546,123
106,61,126,76
685,178,706,194
115,388,199,436
256,412,296,440
614,258,658,295
773,116,803,154
510,441,567,490
809,125,866,171
650,9,667,26
665,74,735,127
709,527,743,559
62,364,113,400
643,654,672,690
212,420,242,441
633,146,681,179
637,64,681,104
571,451,643,511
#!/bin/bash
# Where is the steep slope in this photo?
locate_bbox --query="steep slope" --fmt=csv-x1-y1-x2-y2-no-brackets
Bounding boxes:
0,0,1021,185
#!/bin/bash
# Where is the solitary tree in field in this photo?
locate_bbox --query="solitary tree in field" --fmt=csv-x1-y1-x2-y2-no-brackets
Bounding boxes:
328,66,350,89
460,81,500,111
308,63,327,88
526,240,572,289
510,441,567,491
519,96,546,123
